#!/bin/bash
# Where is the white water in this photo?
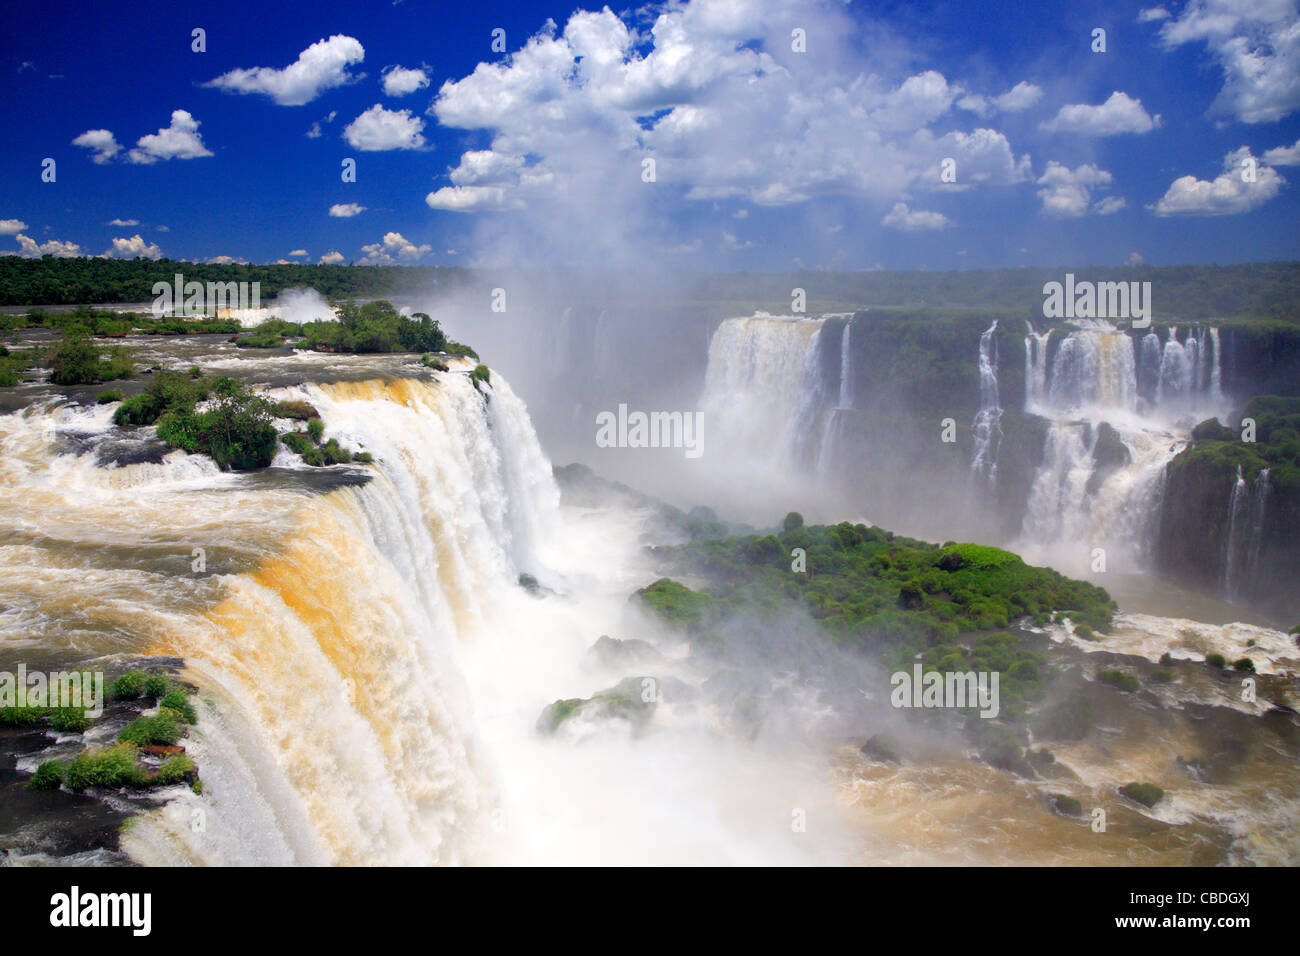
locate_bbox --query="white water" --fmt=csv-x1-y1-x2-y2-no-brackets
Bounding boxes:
0,362,855,865
1224,466,1271,601
1017,321,1229,572
970,320,1002,490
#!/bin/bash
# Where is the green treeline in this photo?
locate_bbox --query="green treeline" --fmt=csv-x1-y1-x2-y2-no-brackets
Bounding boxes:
0,257,470,306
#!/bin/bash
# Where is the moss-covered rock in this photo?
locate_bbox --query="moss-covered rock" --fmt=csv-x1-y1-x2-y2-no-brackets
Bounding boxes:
1119,782,1165,808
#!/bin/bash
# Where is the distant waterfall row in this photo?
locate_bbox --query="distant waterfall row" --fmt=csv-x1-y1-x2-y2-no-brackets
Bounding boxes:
1025,322,1223,417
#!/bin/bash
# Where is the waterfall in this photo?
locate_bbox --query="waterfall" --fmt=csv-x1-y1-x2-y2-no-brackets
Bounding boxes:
837,322,855,410
0,370,570,865
970,320,1002,489
1224,466,1271,600
1024,324,1051,412
1016,320,1224,569
699,315,829,472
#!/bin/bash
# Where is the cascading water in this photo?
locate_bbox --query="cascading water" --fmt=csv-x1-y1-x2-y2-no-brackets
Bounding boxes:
1224,466,1271,601
970,321,1002,489
1017,321,1227,571
699,315,829,473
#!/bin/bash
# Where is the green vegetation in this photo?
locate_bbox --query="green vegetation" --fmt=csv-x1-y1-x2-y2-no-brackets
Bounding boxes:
299,301,448,354
1097,669,1140,692
1206,653,1227,668
46,329,132,386
0,256,471,306
1034,690,1093,741
96,389,123,404
27,760,65,791
1050,794,1082,816
110,671,146,700
157,753,195,785
640,525,1114,671
113,372,278,470
143,674,171,698
159,689,197,723
64,743,149,792
117,712,182,747
1119,782,1165,808
1233,657,1256,672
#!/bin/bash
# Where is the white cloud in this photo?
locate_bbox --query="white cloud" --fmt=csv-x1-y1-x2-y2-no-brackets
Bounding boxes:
382,66,429,96
205,35,365,106
319,250,345,264
1143,0,1300,123
107,218,139,227
359,231,432,264
156,225,170,232
206,255,247,264
1042,91,1161,135
343,104,426,150
425,185,523,212
11,234,80,257
426,0,1033,233
306,123,323,139
1035,161,1118,217
1151,146,1285,215
72,129,121,163
0,219,28,235
329,203,366,217
1138,8,1170,22
957,80,1043,116
127,110,213,164
881,202,949,230
105,234,163,259
288,249,309,257
1262,137,1300,164
721,231,752,249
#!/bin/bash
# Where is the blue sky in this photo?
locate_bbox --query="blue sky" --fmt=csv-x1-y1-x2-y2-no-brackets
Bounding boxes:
1,0,1297,272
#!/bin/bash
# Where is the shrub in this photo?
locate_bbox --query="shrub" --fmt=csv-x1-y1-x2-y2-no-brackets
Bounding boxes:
117,712,182,747
28,760,65,791
64,743,147,791
49,708,92,732
111,671,146,699
1119,782,1165,808
1036,691,1093,740
1232,657,1255,672
306,417,324,442
143,674,171,698
0,705,48,727
1098,669,1140,692
272,400,318,421
782,512,804,532
1206,653,1227,668
159,690,197,723
1051,794,1082,816
156,753,195,785
96,390,123,404
47,330,133,386
469,364,491,392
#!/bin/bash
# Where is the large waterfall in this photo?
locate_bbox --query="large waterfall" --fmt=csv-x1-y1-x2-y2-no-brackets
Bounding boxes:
1017,321,1227,570
699,315,830,474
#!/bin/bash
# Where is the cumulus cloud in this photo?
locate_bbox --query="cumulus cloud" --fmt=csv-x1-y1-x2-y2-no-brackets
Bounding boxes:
107,218,139,226
881,202,949,230
1042,91,1161,135
1035,161,1119,217
206,255,247,264
205,35,365,106
1142,0,1300,123
127,110,213,163
72,128,121,163
0,219,27,235
426,0,1033,241
1151,146,1285,215
382,66,429,96
329,203,366,217
11,234,80,257
343,104,426,150
319,250,345,264
425,185,523,212
288,249,309,257
359,231,432,264
1262,137,1300,164
105,234,163,259
957,80,1043,116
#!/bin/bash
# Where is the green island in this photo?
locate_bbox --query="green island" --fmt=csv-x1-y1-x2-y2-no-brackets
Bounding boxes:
3,669,202,795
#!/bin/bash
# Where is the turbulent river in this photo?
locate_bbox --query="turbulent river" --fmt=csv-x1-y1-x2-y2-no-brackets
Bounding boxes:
1,329,1297,866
